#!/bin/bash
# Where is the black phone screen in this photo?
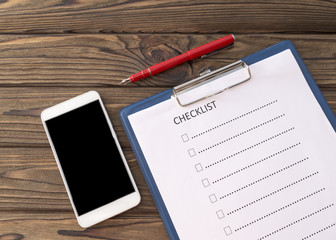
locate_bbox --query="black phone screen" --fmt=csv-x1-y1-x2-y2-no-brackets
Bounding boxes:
45,100,135,216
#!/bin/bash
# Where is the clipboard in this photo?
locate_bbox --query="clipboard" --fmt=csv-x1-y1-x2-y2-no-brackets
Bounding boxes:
119,40,336,239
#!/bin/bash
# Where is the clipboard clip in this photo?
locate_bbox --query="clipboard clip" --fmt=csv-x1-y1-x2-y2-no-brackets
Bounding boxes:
173,60,251,107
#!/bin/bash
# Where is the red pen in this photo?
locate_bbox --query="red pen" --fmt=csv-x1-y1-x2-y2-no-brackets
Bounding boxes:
120,34,235,84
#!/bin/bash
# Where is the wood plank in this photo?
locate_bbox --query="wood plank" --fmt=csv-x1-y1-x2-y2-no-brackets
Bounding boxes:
0,87,167,147
0,0,335,34
0,146,168,239
0,212,168,239
0,86,335,148
0,34,335,88
0,147,159,216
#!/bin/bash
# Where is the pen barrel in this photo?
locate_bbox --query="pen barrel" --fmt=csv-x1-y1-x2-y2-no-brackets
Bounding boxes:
130,54,189,82
149,54,190,75
130,69,152,82
187,34,235,59
129,34,234,82
148,34,234,76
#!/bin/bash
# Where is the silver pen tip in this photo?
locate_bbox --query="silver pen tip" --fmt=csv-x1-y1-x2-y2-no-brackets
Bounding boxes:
119,78,131,85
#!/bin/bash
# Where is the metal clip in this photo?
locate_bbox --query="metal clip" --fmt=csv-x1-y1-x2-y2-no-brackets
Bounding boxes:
201,43,235,59
173,60,251,107
199,67,212,76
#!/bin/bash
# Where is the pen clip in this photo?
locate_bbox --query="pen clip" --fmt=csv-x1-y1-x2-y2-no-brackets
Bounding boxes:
201,43,235,59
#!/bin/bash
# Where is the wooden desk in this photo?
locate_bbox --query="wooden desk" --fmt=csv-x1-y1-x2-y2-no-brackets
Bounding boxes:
0,1,335,239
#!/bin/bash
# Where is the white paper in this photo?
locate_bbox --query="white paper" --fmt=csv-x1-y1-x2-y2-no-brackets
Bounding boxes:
129,50,336,240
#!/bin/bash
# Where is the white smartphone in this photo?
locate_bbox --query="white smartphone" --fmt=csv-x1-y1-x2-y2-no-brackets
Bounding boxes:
41,91,140,228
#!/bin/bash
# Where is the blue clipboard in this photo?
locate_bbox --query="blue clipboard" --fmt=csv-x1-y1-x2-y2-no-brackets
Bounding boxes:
119,40,336,239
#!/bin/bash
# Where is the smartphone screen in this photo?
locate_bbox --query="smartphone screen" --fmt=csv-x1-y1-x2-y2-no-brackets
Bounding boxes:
45,100,135,216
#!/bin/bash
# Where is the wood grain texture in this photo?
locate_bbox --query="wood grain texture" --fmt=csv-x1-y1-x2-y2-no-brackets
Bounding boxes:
0,146,156,210
0,146,167,238
0,34,335,88
0,87,166,147
0,83,335,149
0,0,335,34
0,212,168,239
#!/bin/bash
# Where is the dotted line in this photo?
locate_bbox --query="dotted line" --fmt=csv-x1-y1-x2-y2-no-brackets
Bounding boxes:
258,204,334,240
212,143,301,183
227,172,319,215
235,188,326,232
220,157,308,198
205,127,295,168
192,100,278,139
302,223,336,240
199,114,285,153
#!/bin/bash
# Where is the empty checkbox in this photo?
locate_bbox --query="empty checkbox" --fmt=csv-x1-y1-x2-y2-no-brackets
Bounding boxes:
181,134,189,142
202,178,210,188
188,148,196,157
216,210,225,219
195,163,203,172
209,194,217,203
224,226,232,236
